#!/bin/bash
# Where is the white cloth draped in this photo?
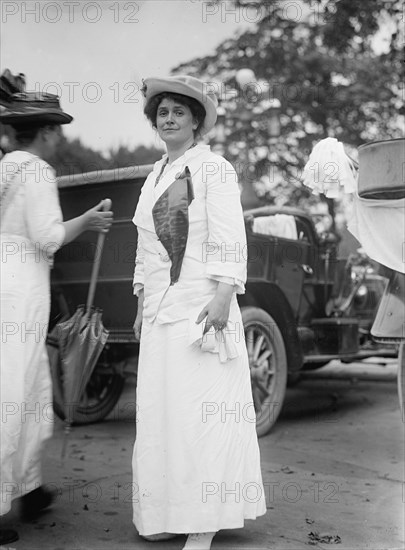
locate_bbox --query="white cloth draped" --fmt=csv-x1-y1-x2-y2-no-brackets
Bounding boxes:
348,194,405,274
302,138,404,273
302,137,357,197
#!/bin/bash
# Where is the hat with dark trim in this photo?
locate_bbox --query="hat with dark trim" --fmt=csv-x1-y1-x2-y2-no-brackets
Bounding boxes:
141,75,218,135
0,69,26,106
0,92,73,125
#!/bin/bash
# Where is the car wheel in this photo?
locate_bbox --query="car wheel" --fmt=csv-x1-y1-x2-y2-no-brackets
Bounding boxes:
241,306,288,437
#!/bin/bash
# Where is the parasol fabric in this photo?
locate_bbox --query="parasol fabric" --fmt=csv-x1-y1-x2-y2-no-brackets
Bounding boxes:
152,166,194,285
56,306,109,425
48,199,111,460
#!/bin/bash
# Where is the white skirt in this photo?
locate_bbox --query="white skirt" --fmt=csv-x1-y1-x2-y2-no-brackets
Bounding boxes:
0,236,53,515
132,307,267,536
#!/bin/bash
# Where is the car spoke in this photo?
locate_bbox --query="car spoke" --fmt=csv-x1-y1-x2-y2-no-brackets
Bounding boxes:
253,334,265,361
246,328,255,358
256,349,272,366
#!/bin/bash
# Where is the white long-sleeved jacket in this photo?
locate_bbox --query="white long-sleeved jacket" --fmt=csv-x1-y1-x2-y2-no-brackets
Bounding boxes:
132,144,247,323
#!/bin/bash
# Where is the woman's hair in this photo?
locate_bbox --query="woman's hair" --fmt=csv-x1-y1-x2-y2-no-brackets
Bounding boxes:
11,123,58,146
144,92,206,137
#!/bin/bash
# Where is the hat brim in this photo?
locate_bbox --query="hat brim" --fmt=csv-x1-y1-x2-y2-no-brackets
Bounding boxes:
144,78,217,136
0,109,73,125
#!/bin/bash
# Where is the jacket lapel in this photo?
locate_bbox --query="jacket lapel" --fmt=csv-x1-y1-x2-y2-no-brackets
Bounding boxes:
133,144,208,232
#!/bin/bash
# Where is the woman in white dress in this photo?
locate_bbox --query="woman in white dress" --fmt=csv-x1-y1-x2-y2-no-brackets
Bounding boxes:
0,92,113,546
132,76,266,550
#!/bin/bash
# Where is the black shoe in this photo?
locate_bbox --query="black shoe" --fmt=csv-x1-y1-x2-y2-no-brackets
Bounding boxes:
0,528,19,544
20,486,56,522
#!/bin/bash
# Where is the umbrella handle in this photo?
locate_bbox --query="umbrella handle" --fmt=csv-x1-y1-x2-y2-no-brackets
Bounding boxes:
86,199,111,316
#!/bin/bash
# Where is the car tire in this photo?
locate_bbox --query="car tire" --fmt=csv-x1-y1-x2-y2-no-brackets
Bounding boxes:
241,306,288,437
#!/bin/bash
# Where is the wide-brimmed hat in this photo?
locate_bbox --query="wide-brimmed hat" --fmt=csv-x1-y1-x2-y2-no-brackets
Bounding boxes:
0,92,73,125
141,75,218,135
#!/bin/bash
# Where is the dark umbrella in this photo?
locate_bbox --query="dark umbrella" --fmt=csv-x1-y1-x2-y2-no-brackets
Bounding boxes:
48,200,111,460
152,167,194,284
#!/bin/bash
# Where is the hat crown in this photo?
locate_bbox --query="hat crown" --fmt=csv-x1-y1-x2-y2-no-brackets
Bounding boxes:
12,91,62,110
0,90,73,125
143,75,218,106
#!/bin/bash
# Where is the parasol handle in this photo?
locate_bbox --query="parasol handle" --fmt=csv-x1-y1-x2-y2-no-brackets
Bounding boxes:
85,199,112,316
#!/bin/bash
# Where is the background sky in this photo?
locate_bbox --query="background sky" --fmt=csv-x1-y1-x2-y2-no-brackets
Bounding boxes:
1,0,253,153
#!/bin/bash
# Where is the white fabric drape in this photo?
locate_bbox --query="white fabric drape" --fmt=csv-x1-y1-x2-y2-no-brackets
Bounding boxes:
302,137,357,197
348,194,405,274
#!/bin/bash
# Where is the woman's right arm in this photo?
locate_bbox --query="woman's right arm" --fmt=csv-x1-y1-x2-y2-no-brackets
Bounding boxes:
25,162,113,250
62,200,113,244
133,288,144,341
132,231,145,341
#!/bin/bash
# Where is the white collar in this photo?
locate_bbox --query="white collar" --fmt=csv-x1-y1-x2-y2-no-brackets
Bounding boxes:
157,143,210,169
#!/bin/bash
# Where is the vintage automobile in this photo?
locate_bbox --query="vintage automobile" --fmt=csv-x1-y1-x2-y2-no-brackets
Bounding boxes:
50,165,396,437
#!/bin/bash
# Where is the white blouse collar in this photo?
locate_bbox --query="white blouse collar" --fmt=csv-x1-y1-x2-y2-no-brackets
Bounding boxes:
156,143,210,170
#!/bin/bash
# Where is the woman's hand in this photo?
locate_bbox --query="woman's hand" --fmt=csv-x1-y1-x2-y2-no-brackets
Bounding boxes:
84,199,113,233
196,282,234,334
62,199,113,245
133,289,144,341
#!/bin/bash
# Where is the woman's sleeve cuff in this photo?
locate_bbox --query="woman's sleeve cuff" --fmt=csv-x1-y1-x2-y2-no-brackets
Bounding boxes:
207,275,245,294
133,283,144,297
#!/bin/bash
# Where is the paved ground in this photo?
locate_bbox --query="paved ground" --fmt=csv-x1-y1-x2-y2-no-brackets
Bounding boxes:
2,359,404,550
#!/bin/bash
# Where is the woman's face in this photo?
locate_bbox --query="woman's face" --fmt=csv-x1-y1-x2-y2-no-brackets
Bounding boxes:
155,97,197,147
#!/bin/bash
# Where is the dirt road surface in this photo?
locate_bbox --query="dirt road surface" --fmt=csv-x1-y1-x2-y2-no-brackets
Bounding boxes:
2,359,404,550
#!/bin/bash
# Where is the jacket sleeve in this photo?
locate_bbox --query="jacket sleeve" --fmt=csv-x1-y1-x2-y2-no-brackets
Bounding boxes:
204,156,247,294
25,160,65,256
133,230,145,296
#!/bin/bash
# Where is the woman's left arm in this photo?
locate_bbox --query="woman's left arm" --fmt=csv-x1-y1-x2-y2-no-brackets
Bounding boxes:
204,156,247,290
196,157,247,332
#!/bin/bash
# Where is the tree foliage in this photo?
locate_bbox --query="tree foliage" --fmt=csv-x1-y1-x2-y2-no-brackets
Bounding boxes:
230,0,403,54
173,0,403,208
48,138,163,177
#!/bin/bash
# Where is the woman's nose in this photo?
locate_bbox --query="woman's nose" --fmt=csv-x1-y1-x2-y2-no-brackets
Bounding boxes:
166,111,174,122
